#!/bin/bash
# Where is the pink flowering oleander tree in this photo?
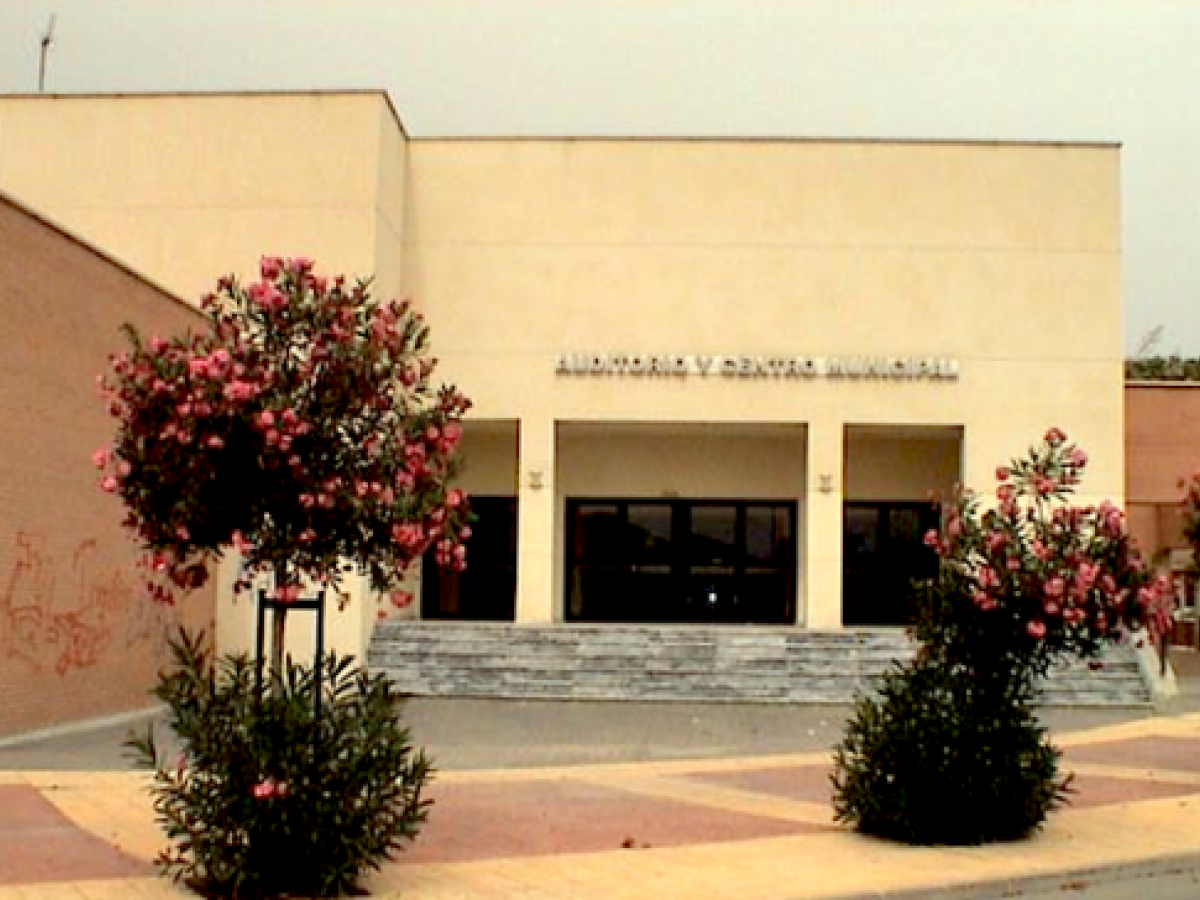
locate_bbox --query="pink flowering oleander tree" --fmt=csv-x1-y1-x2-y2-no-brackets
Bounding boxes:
917,427,1172,681
96,256,472,673
833,429,1173,846
102,257,465,897
1180,472,1200,579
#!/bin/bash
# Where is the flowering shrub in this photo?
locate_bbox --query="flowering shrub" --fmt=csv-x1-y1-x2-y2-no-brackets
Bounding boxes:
101,258,461,896
833,429,1170,845
917,427,1171,681
1181,471,1200,565
95,256,472,611
127,632,431,898
832,656,1068,845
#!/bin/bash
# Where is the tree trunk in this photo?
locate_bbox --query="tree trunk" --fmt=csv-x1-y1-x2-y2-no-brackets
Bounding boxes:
265,564,288,687
269,604,287,685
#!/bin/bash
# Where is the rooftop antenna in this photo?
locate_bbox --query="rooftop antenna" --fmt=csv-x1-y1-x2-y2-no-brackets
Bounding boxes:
1135,325,1164,359
38,13,56,93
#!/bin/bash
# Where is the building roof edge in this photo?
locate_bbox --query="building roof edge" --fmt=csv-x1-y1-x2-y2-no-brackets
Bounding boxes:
405,135,1122,150
0,89,411,140
0,92,1113,149
0,188,201,320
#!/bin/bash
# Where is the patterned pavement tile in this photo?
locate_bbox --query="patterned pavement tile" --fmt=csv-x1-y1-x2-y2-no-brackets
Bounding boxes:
0,786,153,885
680,764,834,804
679,761,1200,813
401,777,827,864
1065,773,1200,809
1065,736,1200,772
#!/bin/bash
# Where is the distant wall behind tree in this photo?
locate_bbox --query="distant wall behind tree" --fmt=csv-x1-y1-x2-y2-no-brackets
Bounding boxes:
1125,383,1200,570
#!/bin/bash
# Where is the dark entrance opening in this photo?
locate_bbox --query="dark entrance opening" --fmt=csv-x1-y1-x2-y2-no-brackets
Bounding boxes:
421,496,517,620
566,499,796,624
842,502,939,626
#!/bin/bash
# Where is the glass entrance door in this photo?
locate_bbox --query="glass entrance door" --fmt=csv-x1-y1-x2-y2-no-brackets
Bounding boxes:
842,502,939,626
566,499,796,624
421,496,517,620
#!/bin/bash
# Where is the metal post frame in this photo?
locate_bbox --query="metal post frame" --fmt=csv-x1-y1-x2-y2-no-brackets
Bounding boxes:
255,589,327,717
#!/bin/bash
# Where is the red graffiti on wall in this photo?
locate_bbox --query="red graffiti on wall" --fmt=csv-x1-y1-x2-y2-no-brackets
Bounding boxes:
0,533,172,676
2,533,55,670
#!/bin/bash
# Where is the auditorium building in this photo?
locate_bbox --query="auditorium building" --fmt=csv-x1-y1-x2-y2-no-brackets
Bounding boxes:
0,92,1125,666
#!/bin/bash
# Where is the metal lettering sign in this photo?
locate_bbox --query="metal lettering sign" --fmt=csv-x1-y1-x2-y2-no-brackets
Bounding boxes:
554,353,959,380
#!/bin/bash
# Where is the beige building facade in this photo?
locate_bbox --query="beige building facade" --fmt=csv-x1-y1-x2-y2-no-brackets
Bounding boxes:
0,92,1126,660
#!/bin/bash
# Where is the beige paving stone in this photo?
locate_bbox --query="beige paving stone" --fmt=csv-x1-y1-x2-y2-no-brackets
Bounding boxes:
6,885,88,900
103,880,192,900
1066,760,1200,784
73,881,143,900
438,750,834,785
1059,711,1200,746
513,839,820,900
587,772,834,826
74,879,181,900
496,854,621,886
397,856,605,900
421,862,549,897
38,778,165,863
368,867,480,899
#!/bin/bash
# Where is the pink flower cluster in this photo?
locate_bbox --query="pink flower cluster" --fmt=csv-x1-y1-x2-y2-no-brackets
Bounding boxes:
1180,474,1200,599
931,428,1173,652
251,778,289,801
271,584,303,603
132,550,209,604
96,256,474,607
248,281,288,312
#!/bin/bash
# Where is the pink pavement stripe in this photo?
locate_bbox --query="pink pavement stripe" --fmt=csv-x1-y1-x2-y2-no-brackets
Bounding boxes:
400,778,833,864
0,785,154,885
1065,737,1200,772
1065,773,1200,809
681,761,1200,812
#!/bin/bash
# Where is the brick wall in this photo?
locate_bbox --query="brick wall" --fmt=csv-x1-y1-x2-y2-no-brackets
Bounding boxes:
1125,383,1200,559
0,193,215,739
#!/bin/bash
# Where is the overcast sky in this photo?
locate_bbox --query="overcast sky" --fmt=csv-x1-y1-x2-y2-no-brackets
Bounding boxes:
1,0,1197,355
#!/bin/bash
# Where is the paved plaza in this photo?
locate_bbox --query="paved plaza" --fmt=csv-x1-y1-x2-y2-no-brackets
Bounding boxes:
4,693,1200,899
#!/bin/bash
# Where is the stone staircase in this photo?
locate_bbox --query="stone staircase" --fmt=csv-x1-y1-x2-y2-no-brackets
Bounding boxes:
368,622,1154,707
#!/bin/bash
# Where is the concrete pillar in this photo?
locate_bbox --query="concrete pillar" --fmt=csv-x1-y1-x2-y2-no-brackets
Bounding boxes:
805,417,845,628
515,416,557,623
960,421,992,500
